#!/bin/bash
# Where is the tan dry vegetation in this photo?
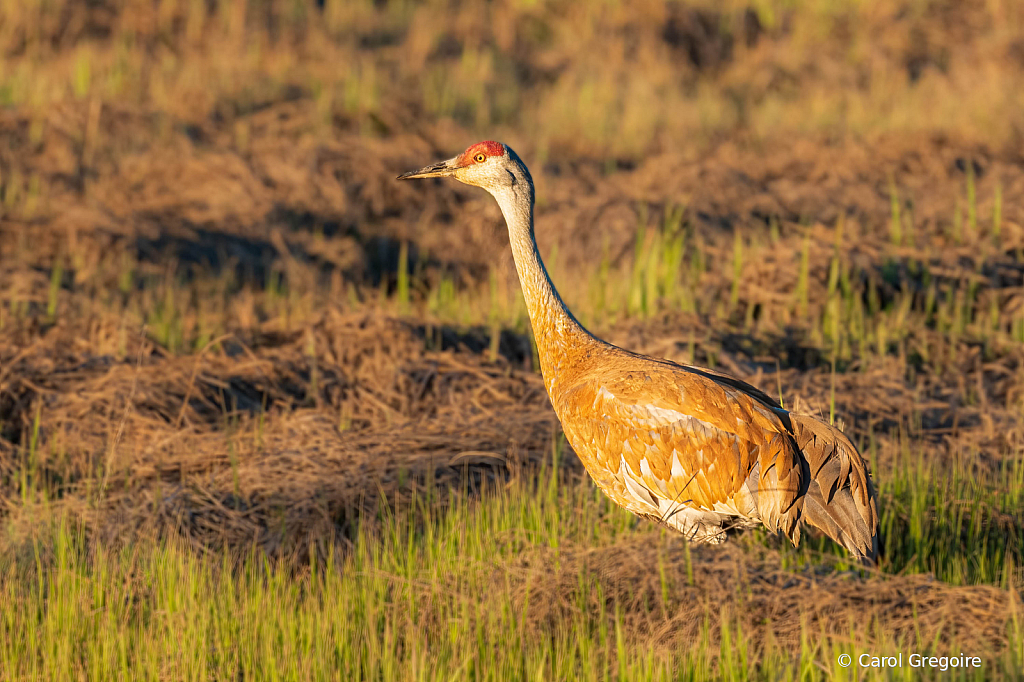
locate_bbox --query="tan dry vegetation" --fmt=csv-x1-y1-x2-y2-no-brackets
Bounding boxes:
502,540,1016,654
1,312,553,551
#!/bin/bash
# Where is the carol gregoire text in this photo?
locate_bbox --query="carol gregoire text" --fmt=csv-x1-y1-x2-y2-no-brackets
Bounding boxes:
836,653,982,670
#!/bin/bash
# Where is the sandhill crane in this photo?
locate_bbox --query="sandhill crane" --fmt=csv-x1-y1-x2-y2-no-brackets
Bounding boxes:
399,141,879,562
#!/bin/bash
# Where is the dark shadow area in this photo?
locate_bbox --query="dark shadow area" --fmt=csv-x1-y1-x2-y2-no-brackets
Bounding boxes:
130,210,489,298
716,328,825,372
870,253,1024,304
408,322,533,368
134,225,281,286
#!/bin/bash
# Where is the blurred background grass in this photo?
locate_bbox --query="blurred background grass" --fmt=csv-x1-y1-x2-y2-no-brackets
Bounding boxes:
3,0,1024,157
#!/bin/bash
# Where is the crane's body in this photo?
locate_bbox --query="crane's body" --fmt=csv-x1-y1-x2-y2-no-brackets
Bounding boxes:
399,141,878,561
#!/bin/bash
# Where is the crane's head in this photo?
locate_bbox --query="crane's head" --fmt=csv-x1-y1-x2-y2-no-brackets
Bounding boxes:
397,141,532,197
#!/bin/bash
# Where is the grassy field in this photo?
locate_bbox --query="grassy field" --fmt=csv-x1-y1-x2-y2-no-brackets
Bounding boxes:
3,462,1022,681
3,0,1024,679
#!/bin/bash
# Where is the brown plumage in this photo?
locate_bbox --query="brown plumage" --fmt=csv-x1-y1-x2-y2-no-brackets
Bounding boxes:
399,141,879,562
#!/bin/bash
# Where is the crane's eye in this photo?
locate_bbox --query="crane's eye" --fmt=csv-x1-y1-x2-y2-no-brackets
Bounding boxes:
474,153,486,163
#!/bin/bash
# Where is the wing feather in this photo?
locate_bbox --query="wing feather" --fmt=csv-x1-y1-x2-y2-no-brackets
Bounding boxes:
557,362,803,530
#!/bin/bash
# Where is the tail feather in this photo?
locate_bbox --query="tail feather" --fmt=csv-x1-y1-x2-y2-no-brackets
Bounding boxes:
802,480,878,562
784,412,879,563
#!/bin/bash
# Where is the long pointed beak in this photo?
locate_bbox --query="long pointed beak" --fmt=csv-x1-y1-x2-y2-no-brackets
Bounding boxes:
397,157,458,180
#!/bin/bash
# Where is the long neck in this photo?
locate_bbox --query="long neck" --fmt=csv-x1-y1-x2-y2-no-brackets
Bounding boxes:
492,183,594,384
